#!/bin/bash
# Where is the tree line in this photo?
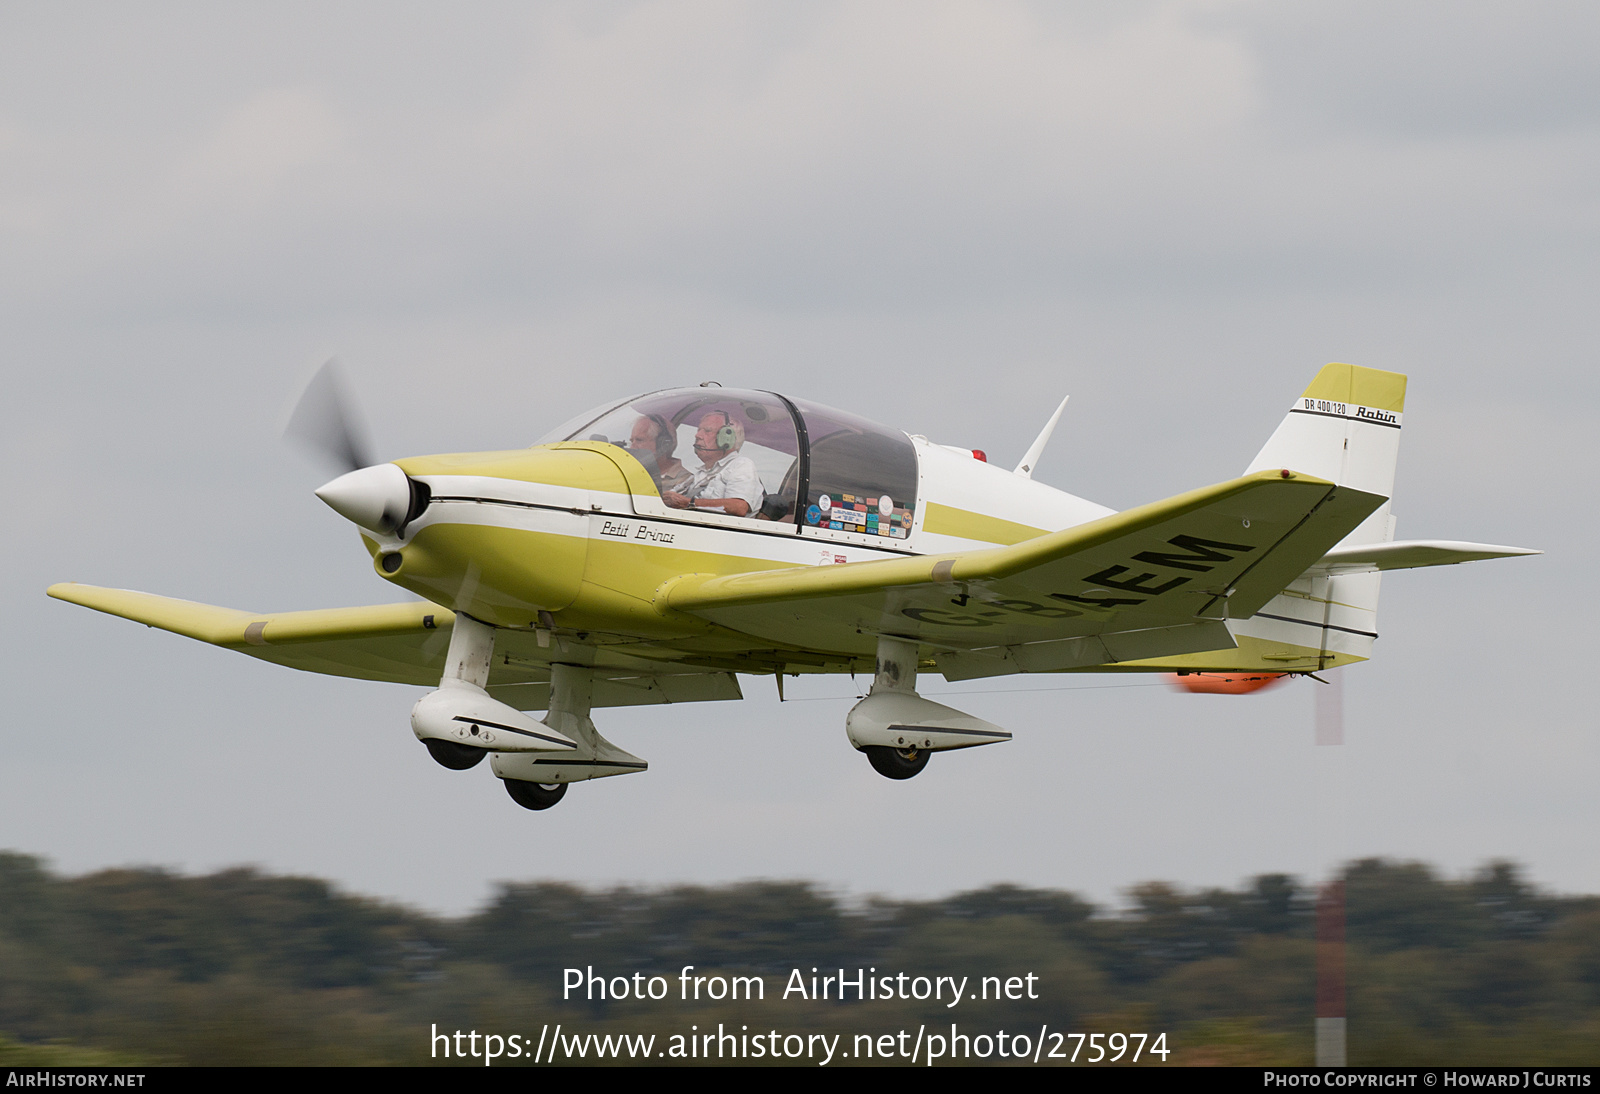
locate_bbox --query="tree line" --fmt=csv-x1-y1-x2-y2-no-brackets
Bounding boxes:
1,853,1596,1065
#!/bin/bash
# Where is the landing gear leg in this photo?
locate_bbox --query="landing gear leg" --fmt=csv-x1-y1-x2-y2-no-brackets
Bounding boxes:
419,613,496,770
856,636,933,780
846,634,1011,775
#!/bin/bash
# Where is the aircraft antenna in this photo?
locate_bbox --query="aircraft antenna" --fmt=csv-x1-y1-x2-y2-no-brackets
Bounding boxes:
1013,395,1069,478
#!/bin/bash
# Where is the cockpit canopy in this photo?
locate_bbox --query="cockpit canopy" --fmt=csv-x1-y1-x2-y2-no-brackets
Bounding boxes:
540,387,918,538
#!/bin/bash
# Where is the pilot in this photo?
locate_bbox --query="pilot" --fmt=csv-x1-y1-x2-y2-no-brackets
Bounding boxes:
629,413,691,494
663,411,764,517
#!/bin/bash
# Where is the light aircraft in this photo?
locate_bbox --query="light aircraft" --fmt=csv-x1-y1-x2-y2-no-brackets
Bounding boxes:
49,364,1536,810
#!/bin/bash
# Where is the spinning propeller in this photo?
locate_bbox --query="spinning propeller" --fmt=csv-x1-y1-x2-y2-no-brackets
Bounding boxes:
286,360,428,535
285,359,374,474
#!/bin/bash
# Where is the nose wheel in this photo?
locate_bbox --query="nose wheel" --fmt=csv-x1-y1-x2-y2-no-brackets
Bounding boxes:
423,738,487,770
864,745,930,780
503,779,568,810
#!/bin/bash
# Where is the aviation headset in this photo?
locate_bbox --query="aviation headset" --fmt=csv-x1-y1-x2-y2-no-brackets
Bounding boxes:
644,413,676,460
703,410,742,452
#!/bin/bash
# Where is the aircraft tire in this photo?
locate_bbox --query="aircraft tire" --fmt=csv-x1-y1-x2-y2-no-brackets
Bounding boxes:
424,738,487,770
503,778,568,811
864,745,930,780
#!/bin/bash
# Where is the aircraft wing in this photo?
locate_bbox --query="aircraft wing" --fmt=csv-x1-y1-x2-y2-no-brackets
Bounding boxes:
661,470,1387,670
45,583,742,709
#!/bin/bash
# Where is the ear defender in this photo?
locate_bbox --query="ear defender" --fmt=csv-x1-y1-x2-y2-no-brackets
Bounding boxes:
646,413,675,459
714,411,738,451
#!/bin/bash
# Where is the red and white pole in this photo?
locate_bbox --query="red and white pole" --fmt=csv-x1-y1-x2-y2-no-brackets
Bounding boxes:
1315,879,1347,1065
1315,670,1347,1066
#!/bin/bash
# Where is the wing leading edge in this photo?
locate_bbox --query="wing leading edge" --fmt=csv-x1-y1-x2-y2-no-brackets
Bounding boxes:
45,584,741,710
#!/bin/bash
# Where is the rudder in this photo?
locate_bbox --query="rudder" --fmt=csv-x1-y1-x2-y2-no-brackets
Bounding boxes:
1245,362,1405,548
1238,363,1407,669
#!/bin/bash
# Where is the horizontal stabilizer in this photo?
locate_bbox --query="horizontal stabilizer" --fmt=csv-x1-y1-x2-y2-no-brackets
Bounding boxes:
1309,540,1540,574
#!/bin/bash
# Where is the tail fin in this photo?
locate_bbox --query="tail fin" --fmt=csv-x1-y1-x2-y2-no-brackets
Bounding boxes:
1245,362,1406,548
1171,365,1531,677
1239,364,1407,670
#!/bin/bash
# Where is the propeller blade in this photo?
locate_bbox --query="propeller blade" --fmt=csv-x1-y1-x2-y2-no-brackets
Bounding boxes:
285,359,374,473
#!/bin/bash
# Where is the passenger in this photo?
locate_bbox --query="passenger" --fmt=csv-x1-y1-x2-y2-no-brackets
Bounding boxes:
663,411,764,517
629,413,691,494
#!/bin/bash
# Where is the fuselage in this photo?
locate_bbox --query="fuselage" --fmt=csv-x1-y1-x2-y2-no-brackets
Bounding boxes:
332,384,1379,677
362,386,1113,653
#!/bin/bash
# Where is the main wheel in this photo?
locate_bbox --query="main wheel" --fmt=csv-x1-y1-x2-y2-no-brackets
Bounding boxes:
864,745,930,780
503,778,568,811
424,738,487,770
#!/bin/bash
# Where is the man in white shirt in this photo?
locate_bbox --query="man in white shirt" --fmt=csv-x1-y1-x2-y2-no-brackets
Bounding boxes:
663,411,764,517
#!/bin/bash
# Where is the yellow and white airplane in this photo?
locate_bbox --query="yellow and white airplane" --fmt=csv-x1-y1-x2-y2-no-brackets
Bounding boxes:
49,364,1535,810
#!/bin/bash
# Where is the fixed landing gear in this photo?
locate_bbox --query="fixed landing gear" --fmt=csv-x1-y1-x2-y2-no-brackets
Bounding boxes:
503,779,567,810
847,635,1012,781
491,663,647,810
423,738,487,770
865,745,930,780
414,618,645,812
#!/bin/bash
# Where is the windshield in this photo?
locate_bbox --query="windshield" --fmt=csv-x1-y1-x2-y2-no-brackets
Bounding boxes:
533,396,633,448
560,388,800,521
549,387,919,536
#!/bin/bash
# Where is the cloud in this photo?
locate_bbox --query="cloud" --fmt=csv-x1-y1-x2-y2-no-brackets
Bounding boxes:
1216,0,1600,138
4,1,1598,321
172,87,345,207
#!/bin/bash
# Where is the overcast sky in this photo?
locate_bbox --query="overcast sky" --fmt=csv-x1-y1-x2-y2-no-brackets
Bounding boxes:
3,1,1592,916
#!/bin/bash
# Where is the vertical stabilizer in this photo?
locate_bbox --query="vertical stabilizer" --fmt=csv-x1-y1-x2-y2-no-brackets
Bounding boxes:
1245,363,1405,547
1237,364,1408,668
